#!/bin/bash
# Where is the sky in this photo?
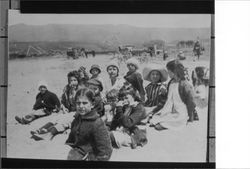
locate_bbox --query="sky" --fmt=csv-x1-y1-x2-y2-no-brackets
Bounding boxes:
9,10,211,28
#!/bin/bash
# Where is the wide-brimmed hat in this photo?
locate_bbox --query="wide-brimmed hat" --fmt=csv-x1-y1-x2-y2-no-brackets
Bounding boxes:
87,78,103,92
143,63,168,82
126,58,139,70
106,61,119,74
90,64,101,74
37,80,48,89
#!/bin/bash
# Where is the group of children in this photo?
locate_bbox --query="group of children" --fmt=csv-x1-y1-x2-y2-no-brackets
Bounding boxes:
15,57,203,161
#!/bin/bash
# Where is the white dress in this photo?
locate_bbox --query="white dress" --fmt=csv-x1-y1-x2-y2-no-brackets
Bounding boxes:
150,82,188,130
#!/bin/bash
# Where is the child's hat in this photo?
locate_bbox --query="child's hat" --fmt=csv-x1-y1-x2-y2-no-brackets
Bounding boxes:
90,64,101,74
106,60,119,73
143,63,168,82
126,58,139,70
87,78,103,92
37,80,48,89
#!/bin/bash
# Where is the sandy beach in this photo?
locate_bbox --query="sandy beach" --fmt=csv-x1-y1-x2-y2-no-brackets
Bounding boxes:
7,53,209,162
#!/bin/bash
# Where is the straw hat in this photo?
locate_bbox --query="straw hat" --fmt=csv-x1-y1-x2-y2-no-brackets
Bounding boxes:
143,63,168,82
126,58,139,70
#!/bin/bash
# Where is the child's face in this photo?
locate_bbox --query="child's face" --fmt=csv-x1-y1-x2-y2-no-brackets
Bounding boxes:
69,76,78,88
150,70,161,83
39,86,47,94
91,68,100,76
76,96,93,115
88,84,101,95
168,69,175,79
122,94,135,105
78,71,85,79
127,64,136,72
107,66,118,78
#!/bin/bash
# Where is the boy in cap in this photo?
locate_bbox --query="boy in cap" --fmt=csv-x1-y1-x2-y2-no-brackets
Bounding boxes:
142,63,168,121
90,64,106,96
15,81,60,124
87,78,105,117
124,58,145,102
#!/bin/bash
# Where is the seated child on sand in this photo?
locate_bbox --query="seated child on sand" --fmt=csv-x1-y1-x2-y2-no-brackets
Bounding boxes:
30,70,81,140
149,60,198,131
124,58,145,102
109,86,147,149
15,81,60,125
142,63,168,121
66,88,112,161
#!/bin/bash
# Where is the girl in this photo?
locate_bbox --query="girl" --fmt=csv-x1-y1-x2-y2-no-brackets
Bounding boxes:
31,70,81,140
124,58,145,102
142,63,168,119
105,61,125,93
66,88,112,161
149,60,198,131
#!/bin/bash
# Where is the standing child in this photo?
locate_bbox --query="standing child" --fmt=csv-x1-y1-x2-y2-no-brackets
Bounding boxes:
30,70,81,140
110,86,147,149
124,58,145,102
66,88,112,161
142,63,168,120
15,81,60,124
149,60,198,131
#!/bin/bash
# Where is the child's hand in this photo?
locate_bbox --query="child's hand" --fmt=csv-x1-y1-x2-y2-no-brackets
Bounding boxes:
116,101,124,107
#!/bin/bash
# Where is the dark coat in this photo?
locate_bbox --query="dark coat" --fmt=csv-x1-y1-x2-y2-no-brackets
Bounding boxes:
33,90,60,113
110,103,147,147
65,110,112,161
61,85,77,112
124,71,145,101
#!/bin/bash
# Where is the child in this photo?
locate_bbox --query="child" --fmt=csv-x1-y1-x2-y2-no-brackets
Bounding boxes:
31,70,81,140
15,81,60,124
109,86,147,149
142,63,168,120
89,64,106,96
149,60,198,131
106,61,125,93
124,58,145,102
78,66,89,88
66,88,112,161
102,89,120,128
86,79,105,117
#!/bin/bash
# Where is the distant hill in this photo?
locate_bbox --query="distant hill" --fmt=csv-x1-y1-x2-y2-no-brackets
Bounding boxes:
9,24,210,46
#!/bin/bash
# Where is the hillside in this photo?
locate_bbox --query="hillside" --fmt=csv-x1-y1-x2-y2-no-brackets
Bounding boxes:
9,24,210,46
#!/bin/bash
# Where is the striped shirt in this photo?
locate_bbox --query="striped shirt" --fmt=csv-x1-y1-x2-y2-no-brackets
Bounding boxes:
144,83,168,114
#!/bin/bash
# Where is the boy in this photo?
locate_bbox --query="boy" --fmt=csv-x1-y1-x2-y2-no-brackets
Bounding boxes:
87,78,105,117
110,86,147,149
15,81,60,124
